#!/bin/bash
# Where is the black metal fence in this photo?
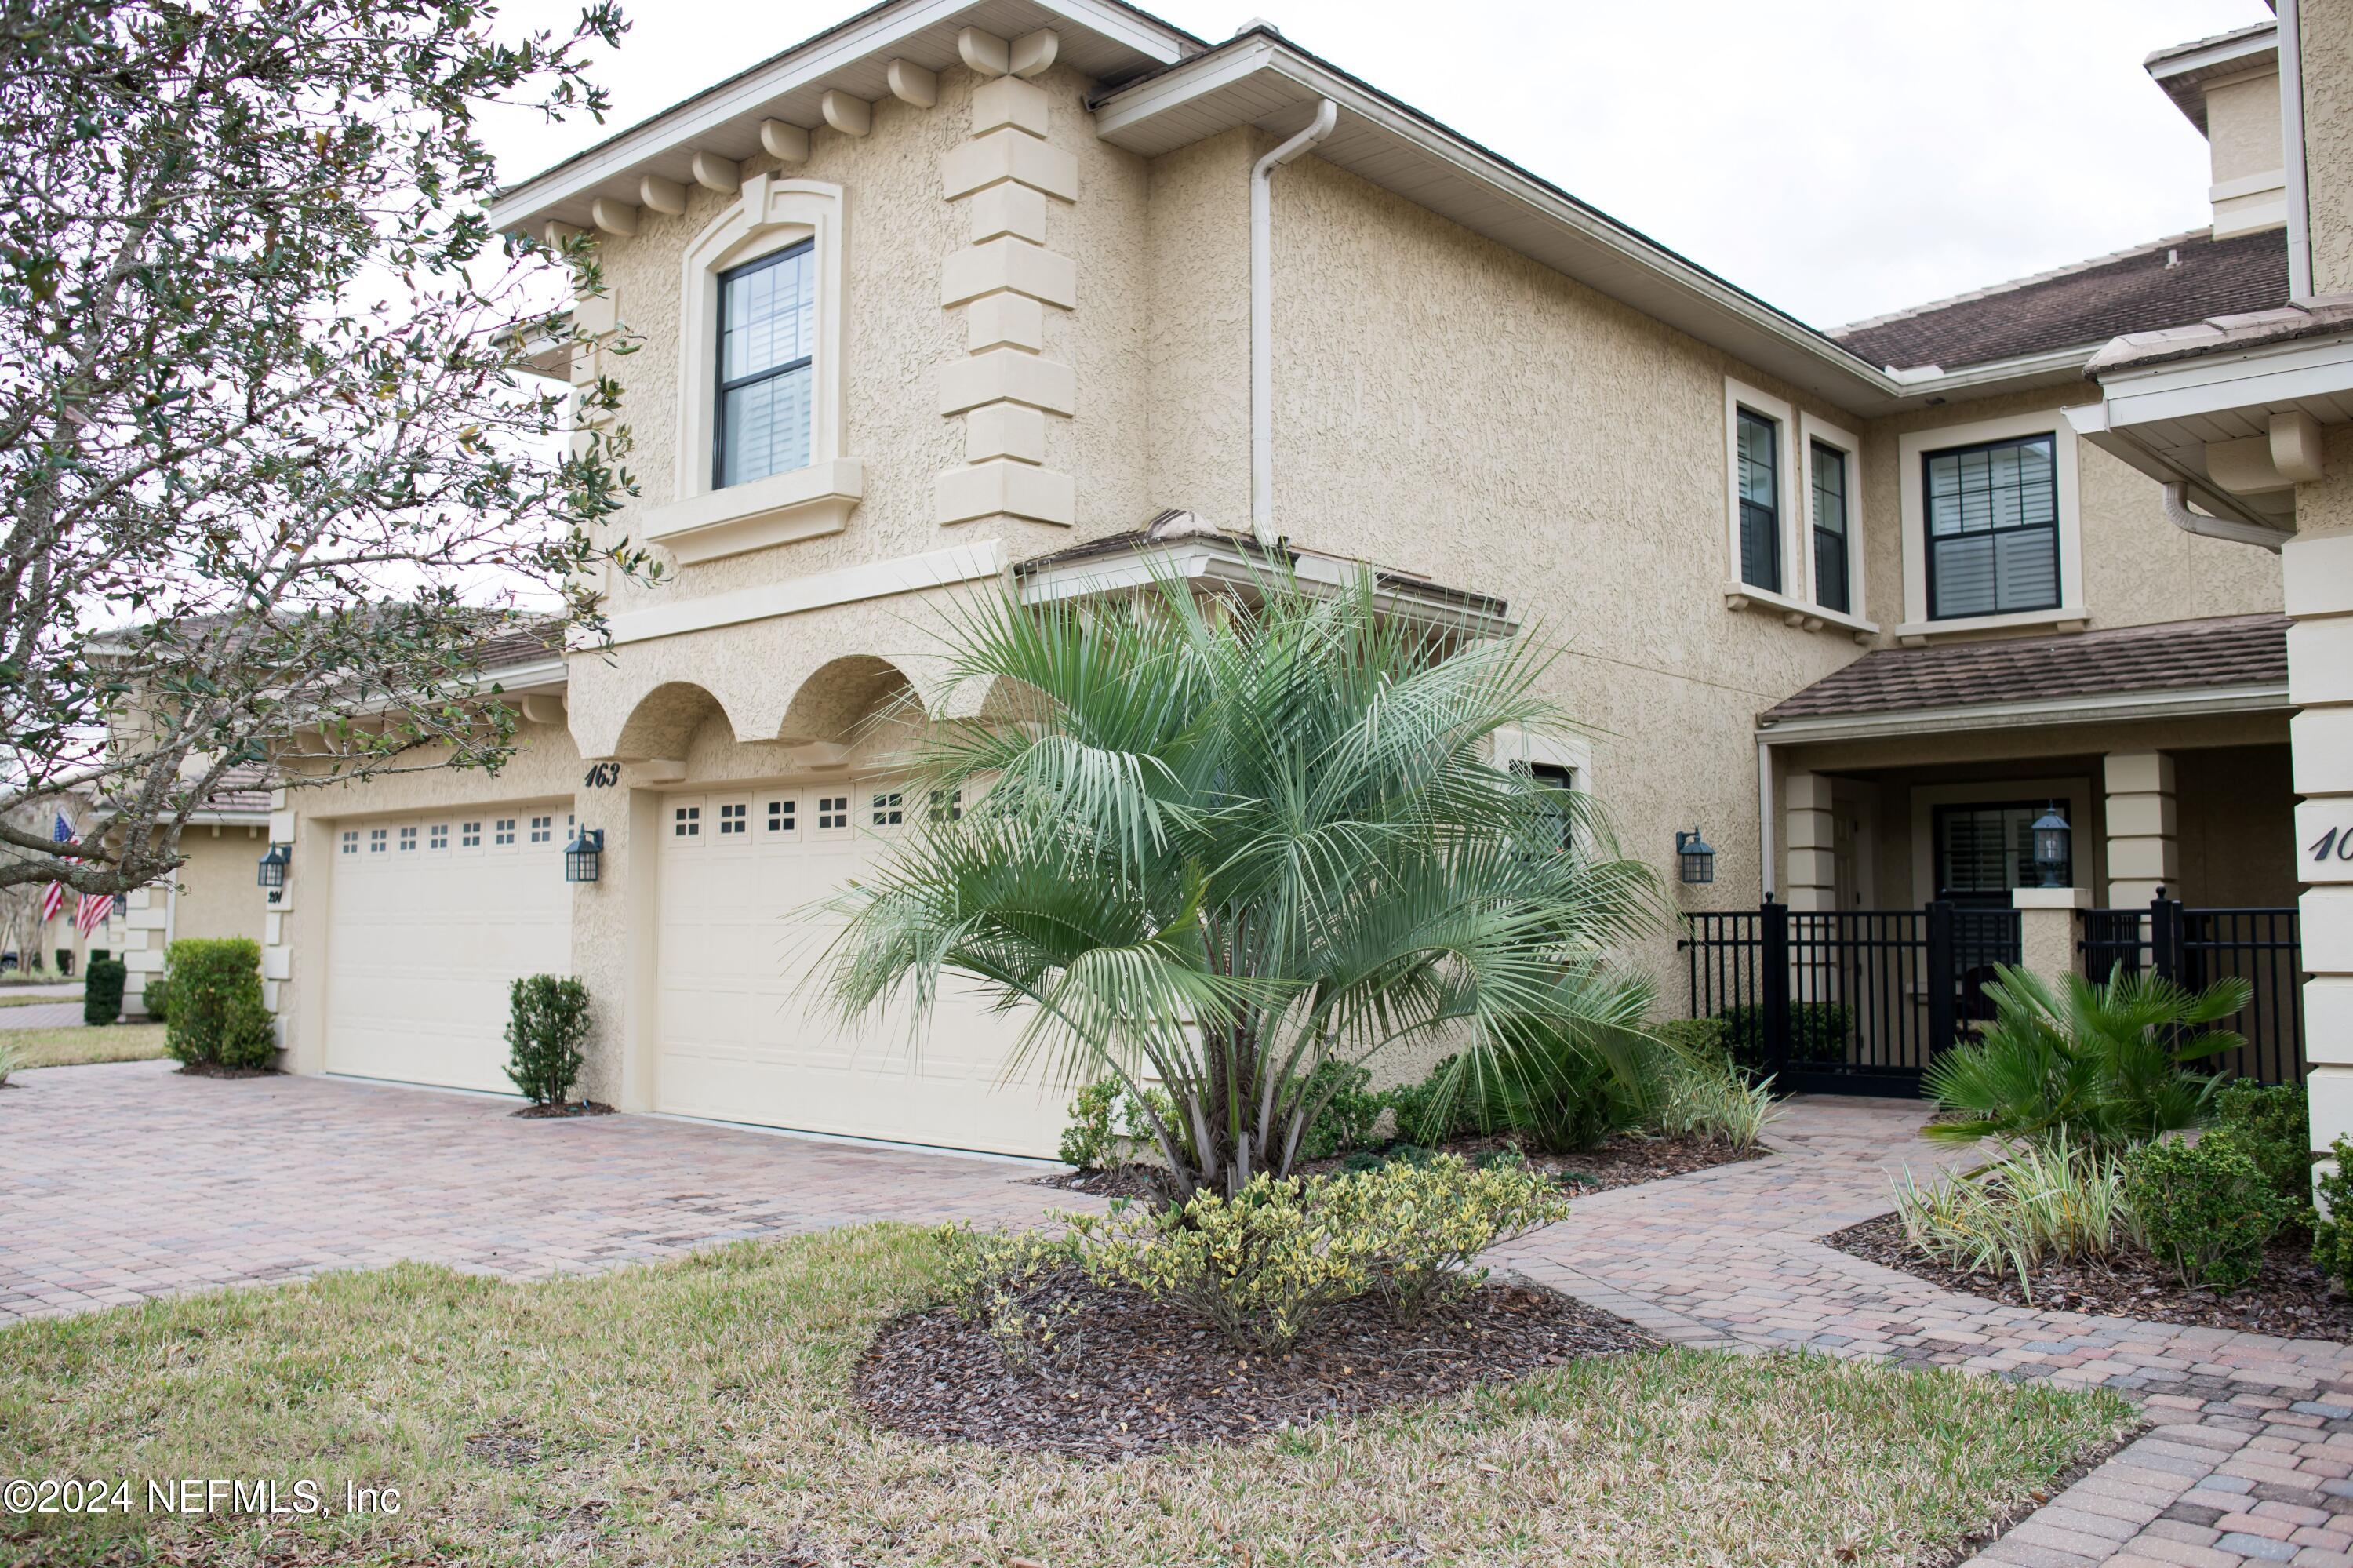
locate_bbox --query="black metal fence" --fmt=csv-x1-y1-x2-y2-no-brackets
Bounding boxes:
1680,899,2021,1097
2078,897,2306,1083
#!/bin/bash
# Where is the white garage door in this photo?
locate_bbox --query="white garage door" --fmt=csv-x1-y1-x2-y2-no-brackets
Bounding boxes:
324,804,573,1093
656,785,1067,1158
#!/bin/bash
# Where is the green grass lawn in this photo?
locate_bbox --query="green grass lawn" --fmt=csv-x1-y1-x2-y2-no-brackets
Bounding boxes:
0,1226,2133,1567
0,992,78,1009
3,1024,168,1069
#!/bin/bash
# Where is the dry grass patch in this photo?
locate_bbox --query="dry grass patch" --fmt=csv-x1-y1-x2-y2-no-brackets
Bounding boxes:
0,991,79,1009
3,1024,168,1069
0,1225,2131,1567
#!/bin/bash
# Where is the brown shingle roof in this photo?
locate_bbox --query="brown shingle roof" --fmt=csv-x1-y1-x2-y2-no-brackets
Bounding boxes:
196,762,274,817
1760,614,2288,725
1832,230,2289,371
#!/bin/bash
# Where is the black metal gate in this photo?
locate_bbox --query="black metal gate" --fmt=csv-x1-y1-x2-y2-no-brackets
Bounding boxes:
1679,898,2021,1097
2078,896,2305,1083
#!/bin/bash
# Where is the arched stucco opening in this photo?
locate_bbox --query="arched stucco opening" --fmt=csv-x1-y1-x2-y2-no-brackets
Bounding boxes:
776,654,926,748
609,680,735,762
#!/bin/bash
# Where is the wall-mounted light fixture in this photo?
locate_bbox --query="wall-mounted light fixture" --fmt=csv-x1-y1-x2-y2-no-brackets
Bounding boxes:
1675,828,1715,885
563,827,605,883
256,842,292,904
2031,804,2071,890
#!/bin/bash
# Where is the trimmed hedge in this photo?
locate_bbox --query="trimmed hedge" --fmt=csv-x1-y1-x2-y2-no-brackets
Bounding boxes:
82,959,125,1025
1719,1002,1853,1070
162,938,275,1069
505,974,591,1105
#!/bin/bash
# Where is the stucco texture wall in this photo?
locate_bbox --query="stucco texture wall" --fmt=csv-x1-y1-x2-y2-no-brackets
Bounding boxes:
2207,68,2285,187
2307,0,2353,296
1257,148,1874,995
169,826,269,949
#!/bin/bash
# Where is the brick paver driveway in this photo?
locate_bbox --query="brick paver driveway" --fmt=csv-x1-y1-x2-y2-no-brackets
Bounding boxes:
2,1060,1077,1319
11,1064,2353,1567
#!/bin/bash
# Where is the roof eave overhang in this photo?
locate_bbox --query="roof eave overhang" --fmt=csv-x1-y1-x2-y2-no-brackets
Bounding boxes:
1089,37,1947,419
487,0,1198,236
2145,23,2280,133
1758,680,2291,746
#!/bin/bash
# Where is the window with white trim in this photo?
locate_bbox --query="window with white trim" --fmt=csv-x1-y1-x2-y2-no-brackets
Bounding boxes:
816,795,849,831
871,791,903,828
1923,434,2060,620
672,805,700,839
369,827,387,853
1735,409,1782,593
429,824,449,850
460,820,482,849
529,813,553,844
715,243,815,489
494,817,516,846
718,802,747,835
1809,440,1851,615
341,830,358,855
398,825,417,853
767,797,797,834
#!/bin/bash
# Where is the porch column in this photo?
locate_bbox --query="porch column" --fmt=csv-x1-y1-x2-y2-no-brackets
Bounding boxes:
2012,887,2088,990
2291,525,2353,1180
2103,751,2178,905
1784,772,1836,912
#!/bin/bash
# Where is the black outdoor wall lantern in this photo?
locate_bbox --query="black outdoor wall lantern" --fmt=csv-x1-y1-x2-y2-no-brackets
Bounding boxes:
1675,828,1716,885
564,826,605,883
2031,804,2071,889
256,842,292,904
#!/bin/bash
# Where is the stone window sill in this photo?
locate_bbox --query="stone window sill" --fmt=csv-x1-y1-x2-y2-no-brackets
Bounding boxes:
643,459,865,566
1723,584,1878,644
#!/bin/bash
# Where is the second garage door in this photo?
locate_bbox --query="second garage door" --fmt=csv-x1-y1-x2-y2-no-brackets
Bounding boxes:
654,785,1067,1158
324,804,573,1093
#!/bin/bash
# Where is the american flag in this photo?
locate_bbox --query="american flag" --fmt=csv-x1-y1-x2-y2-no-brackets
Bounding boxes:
73,891,115,939
37,814,69,926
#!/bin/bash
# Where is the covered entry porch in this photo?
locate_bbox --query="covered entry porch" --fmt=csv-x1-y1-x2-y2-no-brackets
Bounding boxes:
1726,613,2302,1093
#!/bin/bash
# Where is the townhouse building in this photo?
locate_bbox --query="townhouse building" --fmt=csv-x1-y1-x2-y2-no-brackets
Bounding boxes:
246,0,2349,1162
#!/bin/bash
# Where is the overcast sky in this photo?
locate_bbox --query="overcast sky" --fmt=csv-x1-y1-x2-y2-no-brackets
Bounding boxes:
482,0,2273,330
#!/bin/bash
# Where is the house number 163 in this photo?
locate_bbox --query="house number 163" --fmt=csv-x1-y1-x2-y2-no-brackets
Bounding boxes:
2311,826,2353,863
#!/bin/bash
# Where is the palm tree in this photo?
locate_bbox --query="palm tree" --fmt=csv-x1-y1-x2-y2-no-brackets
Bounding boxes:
1922,962,2250,1150
824,564,1665,1199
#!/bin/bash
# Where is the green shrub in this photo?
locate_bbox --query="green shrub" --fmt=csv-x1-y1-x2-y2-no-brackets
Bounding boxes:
2213,1080,2312,1209
1648,1039,1777,1148
1058,1077,1186,1170
1066,1153,1569,1350
1893,1137,2127,1295
82,959,125,1026
1293,1059,1385,1160
1649,1015,1731,1062
1923,964,2245,1151
140,971,173,1024
1384,1055,1484,1147
1482,1017,1638,1155
2120,1131,2287,1293
1316,1152,1569,1322
52,948,70,975
161,938,274,1068
504,975,591,1105
2311,1137,2353,1292
933,1223,1082,1370
1718,1002,1852,1069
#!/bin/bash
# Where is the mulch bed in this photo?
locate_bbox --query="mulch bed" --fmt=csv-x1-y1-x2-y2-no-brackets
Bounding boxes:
512,1099,616,1119
176,1062,278,1079
1828,1212,2353,1341
854,1275,1656,1460
1046,1133,1766,1205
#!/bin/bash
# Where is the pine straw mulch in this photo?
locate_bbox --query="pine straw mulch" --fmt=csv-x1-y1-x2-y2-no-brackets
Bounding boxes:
1047,1132,1766,1204
1829,1212,2353,1342
853,1275,1657,1461
511,1099,616,1119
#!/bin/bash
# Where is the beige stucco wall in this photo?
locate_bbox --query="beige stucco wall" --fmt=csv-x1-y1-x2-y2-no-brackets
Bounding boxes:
2208,68,2286,189
169,826,270,949
2306,0,2353,295
1144,129,1253,534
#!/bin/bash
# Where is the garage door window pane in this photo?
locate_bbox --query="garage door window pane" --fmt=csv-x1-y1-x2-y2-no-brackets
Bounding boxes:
398,826,417,853
429,824,449,850
495,818,516,846
871,791,904,827
369,828,387,853
767,799,796,832
461,821,481,848
341,831,358,856
817,795,849,831
673,806,700,839
718,802,746,835
529,814,553,844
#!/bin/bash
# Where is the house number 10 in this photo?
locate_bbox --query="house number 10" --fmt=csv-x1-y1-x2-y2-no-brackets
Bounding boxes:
2311,826,2353,863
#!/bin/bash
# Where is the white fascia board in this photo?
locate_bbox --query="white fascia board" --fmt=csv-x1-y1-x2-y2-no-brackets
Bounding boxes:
1095,45,1975,417
2148,24,2278,83
2094,331,2353,427
1757,682,2291,746
472,657,569,693
488,0,1191,234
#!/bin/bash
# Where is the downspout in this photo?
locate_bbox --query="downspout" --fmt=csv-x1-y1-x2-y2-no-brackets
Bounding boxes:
1250,99,1338,547
1757,737,1776,900
2282,0,2315,301
2162,482,2290,552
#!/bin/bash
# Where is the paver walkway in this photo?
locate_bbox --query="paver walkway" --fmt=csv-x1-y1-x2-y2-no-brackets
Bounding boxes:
1500,1097,2353,1568
9,1065,2353,1566
0,1001,89,1030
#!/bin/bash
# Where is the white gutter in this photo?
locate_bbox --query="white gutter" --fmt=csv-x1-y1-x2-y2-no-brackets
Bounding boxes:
2282,0,2315,301
2162,481,2290,553
1755,680,2291,747
1249,98,1337,546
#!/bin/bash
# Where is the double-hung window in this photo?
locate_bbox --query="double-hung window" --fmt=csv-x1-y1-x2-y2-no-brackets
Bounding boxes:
1924,434,2059,620
1935,803,2068,908
1735,409,1782,593
1809,440,1851,615
714,242,816,489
